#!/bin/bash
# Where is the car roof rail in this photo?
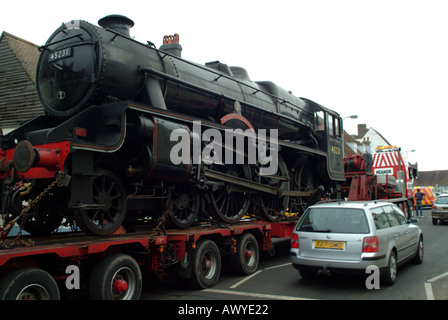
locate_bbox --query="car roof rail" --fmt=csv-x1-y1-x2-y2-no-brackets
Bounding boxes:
363,199,391,206
315,199,346,205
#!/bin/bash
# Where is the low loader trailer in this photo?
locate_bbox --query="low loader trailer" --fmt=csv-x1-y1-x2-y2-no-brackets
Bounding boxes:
0,218,296,300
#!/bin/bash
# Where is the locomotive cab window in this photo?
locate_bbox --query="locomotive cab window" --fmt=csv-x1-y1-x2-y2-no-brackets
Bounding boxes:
327,114,334,137
327,114,341,138
314,111,325,131
334,117,341,137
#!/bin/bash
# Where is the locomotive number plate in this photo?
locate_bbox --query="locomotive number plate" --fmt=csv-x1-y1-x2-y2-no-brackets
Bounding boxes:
49,47,72,62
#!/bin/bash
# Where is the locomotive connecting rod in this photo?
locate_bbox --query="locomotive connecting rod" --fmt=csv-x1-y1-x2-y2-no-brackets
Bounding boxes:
203,167,314,197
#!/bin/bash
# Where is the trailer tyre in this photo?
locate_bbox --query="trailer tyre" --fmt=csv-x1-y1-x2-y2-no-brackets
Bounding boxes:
89,253,142,300
0,267,60,300
189,240,221,289
230,233,259,275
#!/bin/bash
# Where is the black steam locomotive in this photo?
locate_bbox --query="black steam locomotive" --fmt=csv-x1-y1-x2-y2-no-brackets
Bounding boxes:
0,15,345,236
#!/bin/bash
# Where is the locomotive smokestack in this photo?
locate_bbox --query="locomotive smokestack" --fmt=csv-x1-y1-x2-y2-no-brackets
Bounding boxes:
98,14,134,37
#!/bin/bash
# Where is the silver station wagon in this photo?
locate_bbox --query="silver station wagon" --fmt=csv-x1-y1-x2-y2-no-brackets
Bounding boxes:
290,201,423,286
432,194,448,225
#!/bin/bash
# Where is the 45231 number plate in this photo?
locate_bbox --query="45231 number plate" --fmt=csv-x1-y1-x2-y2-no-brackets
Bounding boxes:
49,47,72,62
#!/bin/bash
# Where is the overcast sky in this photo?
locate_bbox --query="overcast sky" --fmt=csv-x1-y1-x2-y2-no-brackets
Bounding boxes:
1,0,447,171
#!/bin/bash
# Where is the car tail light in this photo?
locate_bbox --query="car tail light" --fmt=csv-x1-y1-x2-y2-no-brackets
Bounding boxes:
291,233,299,249
432,205,438,209
362,236,379,253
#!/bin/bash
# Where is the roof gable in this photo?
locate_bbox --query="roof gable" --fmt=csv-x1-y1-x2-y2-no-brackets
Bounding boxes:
415,170,448,186
0,32,43,129
1,32,40,84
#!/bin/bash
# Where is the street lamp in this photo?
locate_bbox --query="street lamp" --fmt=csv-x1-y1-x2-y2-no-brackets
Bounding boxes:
343,115,358,120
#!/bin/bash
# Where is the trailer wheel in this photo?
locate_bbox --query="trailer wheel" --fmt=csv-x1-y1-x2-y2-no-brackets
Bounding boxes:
89,253,142,300
189,240,221,289
0,267,60,300
230,233,259,275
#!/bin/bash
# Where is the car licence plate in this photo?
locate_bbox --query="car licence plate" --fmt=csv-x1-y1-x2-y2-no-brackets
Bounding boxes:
314,240,345,250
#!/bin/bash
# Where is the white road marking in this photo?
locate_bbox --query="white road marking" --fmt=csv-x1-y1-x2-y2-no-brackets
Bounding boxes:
230,263,292,289
265,262,292,270
425,271,448,300
203,288,316,300
230,270,263,289
219,262,308,299
427,271,448,283
425,283,435,300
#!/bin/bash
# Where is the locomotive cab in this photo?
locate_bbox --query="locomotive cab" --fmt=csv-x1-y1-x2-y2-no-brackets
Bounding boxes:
307,99,345,182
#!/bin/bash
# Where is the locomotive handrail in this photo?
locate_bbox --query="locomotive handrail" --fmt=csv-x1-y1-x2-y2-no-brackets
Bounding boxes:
156,53,306,114
102,27,311,116
139,66,311,130
39,33,85,51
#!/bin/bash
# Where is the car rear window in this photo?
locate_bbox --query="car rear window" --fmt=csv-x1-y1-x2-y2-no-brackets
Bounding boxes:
436,196,448,204
296,207,370,234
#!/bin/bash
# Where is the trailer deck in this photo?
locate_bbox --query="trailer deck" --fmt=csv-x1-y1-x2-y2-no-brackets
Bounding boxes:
0,219,298,299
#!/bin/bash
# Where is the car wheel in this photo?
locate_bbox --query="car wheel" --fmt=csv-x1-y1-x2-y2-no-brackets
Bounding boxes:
382,251,397,286
411,237,424,264
432,218,439,225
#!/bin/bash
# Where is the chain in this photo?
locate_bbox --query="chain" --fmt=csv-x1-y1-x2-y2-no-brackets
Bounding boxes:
147,202,173,243
0,170,68,249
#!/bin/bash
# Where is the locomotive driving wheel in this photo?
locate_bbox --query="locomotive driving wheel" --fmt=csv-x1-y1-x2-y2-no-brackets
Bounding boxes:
73,169,127,236
166,183,200,228
295,161,316,213
256,156,290,221
208,163,251,224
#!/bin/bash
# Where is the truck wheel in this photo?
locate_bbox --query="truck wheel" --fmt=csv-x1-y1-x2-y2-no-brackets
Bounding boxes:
230,233,259,275
89,253,142,300
189,240,221,289
0,267,60,300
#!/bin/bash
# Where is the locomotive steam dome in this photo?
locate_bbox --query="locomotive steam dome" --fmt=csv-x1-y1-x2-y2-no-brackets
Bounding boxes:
98,14,134,37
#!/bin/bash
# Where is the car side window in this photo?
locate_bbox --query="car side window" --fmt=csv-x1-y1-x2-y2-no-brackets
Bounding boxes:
391,205,407,225
371,207,391,230
383,205,403,226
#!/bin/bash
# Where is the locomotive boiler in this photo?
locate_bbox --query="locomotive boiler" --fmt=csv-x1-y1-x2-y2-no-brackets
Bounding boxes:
0,15,345,236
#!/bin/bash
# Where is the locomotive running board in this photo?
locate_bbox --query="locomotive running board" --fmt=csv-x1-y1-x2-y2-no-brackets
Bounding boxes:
203,167,314,197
